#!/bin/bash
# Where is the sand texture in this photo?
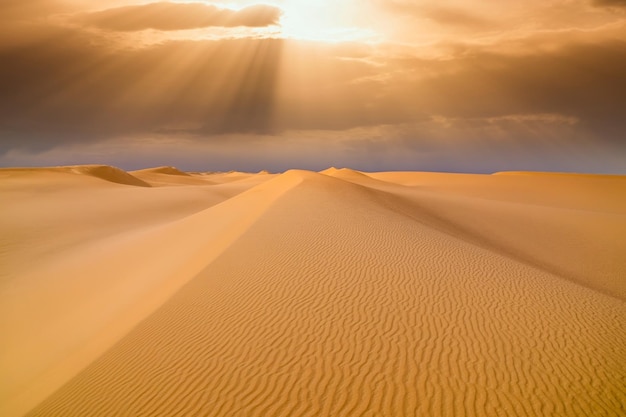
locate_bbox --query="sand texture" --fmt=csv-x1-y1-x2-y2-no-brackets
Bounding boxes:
1,166,625,416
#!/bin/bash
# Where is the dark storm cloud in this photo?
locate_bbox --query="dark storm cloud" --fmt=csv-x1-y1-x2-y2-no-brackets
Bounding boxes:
395,41,626,143
0,24,283,153
275,38,626,147
593,0,626,7
76,3,282,31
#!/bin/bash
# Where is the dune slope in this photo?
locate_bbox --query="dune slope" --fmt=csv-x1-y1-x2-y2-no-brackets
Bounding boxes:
1,167,625,417
0,166,278,416
362,171,626,299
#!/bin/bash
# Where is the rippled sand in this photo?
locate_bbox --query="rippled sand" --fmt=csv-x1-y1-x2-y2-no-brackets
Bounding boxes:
1,166,624,416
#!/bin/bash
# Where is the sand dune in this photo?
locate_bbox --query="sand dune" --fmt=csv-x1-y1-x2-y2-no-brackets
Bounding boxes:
132,166,192,176
10,165,153,187
362,171,626,299
1,167,625,416
130,166,219,187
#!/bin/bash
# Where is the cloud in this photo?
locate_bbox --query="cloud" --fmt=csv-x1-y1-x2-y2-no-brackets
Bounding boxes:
4,123,623,174
0,0,625,173
77,2,282,31
274,33,626,147
0,24,284,153
1,19,626,155
368,0,502,38
593,0,626,7
383,2,492,29
421,6,491,29
404,41,626,143
0,0,68,19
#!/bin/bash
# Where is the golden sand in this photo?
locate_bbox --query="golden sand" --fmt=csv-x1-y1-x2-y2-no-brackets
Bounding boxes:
1,166,624,416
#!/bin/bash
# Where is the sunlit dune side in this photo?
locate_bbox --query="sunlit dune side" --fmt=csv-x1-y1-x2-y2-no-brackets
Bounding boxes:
1,167,625,417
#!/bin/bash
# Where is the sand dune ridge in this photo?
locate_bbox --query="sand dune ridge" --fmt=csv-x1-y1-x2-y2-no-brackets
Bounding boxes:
1,166,624,416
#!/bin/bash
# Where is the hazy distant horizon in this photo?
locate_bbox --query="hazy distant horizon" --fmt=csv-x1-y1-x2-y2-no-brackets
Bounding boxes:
1,158,625,176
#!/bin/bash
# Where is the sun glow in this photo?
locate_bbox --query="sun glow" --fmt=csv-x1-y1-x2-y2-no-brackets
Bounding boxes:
279,0,375,42
279,0,341,41
203,0,372,42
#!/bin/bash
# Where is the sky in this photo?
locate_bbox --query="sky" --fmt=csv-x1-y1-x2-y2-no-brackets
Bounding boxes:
1,0,625,173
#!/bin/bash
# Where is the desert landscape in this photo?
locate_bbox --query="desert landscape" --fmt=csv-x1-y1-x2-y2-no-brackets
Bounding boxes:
2,0,626,415
1,165,625,416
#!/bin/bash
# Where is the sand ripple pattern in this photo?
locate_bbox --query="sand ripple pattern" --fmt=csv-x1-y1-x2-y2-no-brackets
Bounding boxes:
28,171,626,417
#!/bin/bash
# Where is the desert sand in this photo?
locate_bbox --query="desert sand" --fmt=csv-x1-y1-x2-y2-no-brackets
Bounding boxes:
1,165,625,416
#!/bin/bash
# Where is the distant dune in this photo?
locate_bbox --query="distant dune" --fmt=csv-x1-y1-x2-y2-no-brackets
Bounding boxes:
130,166,221,187
0,165,151,187
1,166,624,417
132,166,191,176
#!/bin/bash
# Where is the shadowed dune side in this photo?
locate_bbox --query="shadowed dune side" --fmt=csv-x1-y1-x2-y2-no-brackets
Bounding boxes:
0,165,151,187
204,171,264,183
67,165,151,187
320,167,395,188
338,170,626,300
130,166,222,187
0,169,284,417
22,170,626,417
131,172,216,187
130,168,280,188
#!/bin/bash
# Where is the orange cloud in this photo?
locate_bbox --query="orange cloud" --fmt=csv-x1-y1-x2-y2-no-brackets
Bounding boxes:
77,2,282,31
